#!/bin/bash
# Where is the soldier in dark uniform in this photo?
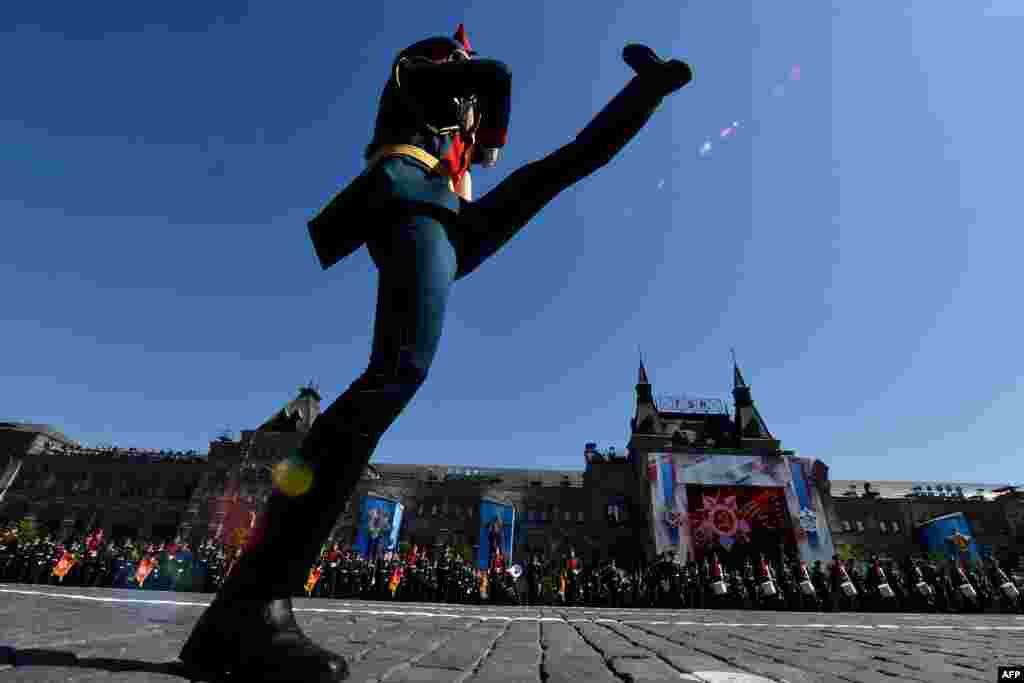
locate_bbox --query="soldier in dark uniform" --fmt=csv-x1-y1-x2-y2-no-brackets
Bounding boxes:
951,561,980,613
745,561,761,610
179,25,693,682
565,547,582,606
848,562,866,611
902,557,935,613
525,553,541,606
966,561,992,613
601,558,622,608
777,559,797,611
921,559,949,613
792,558,820,612
869,556,898,612
829,556,859,612
884,560,906,611
988,557,1022,614
810,560,828,610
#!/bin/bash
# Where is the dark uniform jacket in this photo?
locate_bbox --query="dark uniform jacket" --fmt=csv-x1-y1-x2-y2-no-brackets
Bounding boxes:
308,39,511,271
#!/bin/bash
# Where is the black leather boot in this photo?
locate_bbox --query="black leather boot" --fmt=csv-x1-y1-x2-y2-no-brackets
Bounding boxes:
178,386,387,681
622,44,693,95
179,597,347,681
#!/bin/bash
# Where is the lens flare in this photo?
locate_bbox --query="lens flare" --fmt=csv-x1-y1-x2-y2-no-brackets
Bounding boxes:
273,456,313,497
695,64,801,161
719,121,740,138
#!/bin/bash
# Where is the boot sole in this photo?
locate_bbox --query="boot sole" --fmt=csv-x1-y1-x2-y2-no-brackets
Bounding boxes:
180,622,349,682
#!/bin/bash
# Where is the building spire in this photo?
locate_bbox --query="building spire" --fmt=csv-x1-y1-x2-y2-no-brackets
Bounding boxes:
731,354,773,442
732,348,747,389
632,349,656,434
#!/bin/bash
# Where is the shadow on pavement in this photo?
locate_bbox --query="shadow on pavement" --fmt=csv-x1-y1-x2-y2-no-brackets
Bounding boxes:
1,646,226,681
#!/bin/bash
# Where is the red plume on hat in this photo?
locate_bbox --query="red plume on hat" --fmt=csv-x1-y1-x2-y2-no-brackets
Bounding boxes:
453,23,473,53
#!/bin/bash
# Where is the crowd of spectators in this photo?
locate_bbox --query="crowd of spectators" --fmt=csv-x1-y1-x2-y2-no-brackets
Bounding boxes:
37,444,206,464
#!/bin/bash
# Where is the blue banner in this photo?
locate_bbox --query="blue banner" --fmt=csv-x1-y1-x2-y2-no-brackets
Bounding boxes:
479,500,515,569
789,461,819,548
916,512,979,563
660,458,679,547
354,496,403,561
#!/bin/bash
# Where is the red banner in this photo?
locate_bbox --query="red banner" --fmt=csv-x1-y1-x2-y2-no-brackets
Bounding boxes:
686,485,794,562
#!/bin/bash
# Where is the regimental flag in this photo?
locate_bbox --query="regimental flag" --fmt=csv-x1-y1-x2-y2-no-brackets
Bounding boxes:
305,565,322,596
135,556,156,587
388,566,403,597
52,550,77,581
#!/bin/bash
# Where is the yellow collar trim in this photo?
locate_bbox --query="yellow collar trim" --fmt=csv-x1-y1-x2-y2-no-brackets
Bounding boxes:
366,144,471,200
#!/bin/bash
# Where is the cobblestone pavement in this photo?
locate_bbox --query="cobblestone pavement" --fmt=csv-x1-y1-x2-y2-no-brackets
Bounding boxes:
1,585,1022,682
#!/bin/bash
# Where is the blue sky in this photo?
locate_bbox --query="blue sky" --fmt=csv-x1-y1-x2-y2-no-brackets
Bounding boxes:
2,2,1020,485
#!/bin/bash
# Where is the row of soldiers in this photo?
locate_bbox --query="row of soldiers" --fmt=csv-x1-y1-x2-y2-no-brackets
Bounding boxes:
304,545,522,604
3,525,1022,614
594,550,1024,614
300,543,1024,614
0,527,234,593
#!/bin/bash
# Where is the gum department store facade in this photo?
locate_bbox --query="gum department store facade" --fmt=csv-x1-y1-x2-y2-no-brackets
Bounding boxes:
2,362,1022,568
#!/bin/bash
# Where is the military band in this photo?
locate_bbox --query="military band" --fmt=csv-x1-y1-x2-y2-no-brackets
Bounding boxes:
2,524,1020,615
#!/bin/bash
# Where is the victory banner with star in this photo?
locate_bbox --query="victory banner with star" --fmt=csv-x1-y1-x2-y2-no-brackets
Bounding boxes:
648,451,835,565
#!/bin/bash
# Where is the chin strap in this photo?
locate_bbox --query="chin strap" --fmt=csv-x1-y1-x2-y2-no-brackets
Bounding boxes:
392,57,462,138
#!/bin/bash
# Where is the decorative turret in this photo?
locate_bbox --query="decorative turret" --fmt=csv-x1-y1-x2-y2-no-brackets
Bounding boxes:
291,382,322,431
632,353,660,436
257,382,322,433
731,352,775,447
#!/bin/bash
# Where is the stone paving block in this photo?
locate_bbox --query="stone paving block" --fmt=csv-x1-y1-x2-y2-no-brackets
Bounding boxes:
345,659,402,683
573,623,649,658
481,645,541,665
469,659,540,683
886,651,988,681
651,627,821,683
542,655,621,683
604,623,734,673
609,655,686,682
4,667,97,682
500,622,539,645
785,656,868,679
539,622,599,657
382,665,464,683
415,629,502,671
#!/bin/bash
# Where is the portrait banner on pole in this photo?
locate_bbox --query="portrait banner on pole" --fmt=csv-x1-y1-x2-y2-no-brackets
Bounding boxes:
916,512,979,563
478,500,515,570
354,495,403,561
